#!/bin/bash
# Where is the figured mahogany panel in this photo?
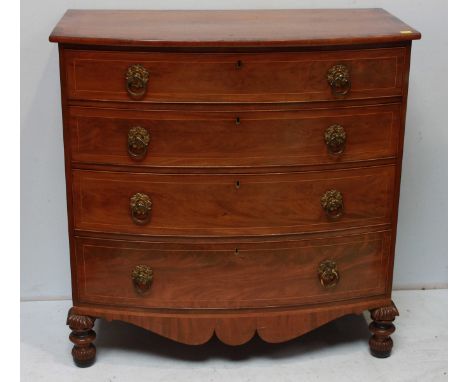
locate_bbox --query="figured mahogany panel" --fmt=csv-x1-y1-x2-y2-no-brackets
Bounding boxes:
69,103,401,168
72,297,392,346
75,231,391,309
64,48,406,103
71,166,396,236
49,9,421,48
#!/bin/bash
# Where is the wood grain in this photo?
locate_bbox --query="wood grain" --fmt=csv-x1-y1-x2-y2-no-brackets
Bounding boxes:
71,166,396,237
49,9,420,48
72,296,391,346
369,301,399,358
69,103,401,169
75,231,391,309
67,308,96,367
64,48,406,103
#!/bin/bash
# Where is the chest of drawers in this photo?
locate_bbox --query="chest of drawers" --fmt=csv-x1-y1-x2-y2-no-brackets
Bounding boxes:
50,9,420,366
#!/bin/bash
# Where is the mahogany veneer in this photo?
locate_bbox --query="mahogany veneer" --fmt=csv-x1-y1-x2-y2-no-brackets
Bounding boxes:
75,232,391,310
69,104,401,168
50,9,420,366
72,166,396,236
63,48,406,103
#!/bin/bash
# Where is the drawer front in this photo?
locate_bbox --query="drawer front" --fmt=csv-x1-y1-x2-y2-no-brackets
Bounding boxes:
72,166,395,236
75,231,391,309
69,104,401,168
64,48,406,103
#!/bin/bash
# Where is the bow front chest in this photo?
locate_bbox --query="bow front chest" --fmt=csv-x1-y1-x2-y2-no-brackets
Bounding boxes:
49,9,420,366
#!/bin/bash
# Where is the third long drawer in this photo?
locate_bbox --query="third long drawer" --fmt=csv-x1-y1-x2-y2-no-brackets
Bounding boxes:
72,165,396,237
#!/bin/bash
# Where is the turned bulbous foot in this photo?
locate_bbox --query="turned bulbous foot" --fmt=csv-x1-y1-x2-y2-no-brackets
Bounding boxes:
368,301,399,358
67,308,96,367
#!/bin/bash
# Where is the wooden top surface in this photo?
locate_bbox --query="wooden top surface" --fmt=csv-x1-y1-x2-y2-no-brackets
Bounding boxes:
49,9,420,48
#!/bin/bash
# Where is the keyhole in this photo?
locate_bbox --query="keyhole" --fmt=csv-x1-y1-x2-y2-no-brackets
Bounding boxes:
235,117,241,125
235,180,240,189
235,60,243,69
235,248,240,255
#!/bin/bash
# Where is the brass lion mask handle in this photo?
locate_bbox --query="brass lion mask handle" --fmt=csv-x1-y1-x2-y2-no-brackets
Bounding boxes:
324,124,347,154
128,126,150,160
320,189,344,219
130,193,152,225
131,265,153,294
125,64,150,99
327,64,351,96
318,260,339,288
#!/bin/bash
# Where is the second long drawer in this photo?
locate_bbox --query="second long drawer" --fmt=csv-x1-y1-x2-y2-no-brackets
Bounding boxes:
72,165,395,236
69,103,401,169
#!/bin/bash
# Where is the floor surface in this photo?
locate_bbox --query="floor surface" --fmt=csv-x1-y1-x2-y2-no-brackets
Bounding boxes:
21,289,447,381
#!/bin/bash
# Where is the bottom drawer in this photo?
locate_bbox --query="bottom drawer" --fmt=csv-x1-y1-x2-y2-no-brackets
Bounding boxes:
75,231,391,309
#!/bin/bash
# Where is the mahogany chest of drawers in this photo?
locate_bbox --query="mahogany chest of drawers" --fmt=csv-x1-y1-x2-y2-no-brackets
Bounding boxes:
49,9,420,366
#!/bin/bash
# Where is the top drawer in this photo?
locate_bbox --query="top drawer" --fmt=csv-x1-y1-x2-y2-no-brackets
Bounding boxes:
63,48,406,103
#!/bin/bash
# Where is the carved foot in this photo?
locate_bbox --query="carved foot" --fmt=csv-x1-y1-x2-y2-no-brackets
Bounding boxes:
368,301,399,358
67,308,96,367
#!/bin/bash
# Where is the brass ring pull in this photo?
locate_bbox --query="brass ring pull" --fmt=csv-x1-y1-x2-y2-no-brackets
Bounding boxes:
130,193,152,225
318,260,339,288
128,126,150,160
324,124,347,154
320,189,344,219
125,64,149,99
327,64,351,96
131,265,153,294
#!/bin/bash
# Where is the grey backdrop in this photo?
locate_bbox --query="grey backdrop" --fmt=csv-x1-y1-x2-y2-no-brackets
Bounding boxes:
21,0,447,300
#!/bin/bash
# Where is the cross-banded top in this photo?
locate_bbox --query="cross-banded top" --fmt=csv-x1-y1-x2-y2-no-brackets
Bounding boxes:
49,9,421,48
